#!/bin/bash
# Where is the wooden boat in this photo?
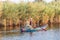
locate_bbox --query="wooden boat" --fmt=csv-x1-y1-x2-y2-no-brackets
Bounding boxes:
21,24,48,32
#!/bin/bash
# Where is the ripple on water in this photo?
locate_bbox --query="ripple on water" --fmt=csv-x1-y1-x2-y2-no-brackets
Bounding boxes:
1,29,59,40
0,24,60,40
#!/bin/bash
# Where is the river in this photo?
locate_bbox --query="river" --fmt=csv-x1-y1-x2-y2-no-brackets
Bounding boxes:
0,24,60,40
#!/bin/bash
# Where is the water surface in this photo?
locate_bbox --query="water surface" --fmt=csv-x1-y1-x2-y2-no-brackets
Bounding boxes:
0,24,60,40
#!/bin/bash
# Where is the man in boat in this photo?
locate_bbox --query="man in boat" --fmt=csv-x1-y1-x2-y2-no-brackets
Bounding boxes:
20,19,33,32
25,20,33,30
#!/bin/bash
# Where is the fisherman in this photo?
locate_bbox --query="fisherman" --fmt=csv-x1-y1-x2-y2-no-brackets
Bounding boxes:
25,20,33,30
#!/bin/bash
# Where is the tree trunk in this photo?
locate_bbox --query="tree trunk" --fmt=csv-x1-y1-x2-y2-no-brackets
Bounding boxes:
9,18,13,30
15,19,20,30
3,19,7,31
58,15,60,23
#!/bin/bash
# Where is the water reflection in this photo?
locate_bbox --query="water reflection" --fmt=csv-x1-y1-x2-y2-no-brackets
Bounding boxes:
0,24,60,40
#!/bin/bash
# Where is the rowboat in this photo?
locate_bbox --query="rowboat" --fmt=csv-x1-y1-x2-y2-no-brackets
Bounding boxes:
21,24,48,32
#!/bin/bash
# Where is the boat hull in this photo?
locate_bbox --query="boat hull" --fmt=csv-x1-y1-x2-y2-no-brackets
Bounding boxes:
21,24,48,32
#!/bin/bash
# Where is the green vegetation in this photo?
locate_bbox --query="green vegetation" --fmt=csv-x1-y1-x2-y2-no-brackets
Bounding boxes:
0,1,60,26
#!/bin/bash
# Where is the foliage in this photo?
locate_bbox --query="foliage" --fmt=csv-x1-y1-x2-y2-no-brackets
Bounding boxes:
1,1,60,22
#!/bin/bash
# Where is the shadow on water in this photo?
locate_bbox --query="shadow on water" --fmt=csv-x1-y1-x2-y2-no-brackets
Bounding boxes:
0,24,60,40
